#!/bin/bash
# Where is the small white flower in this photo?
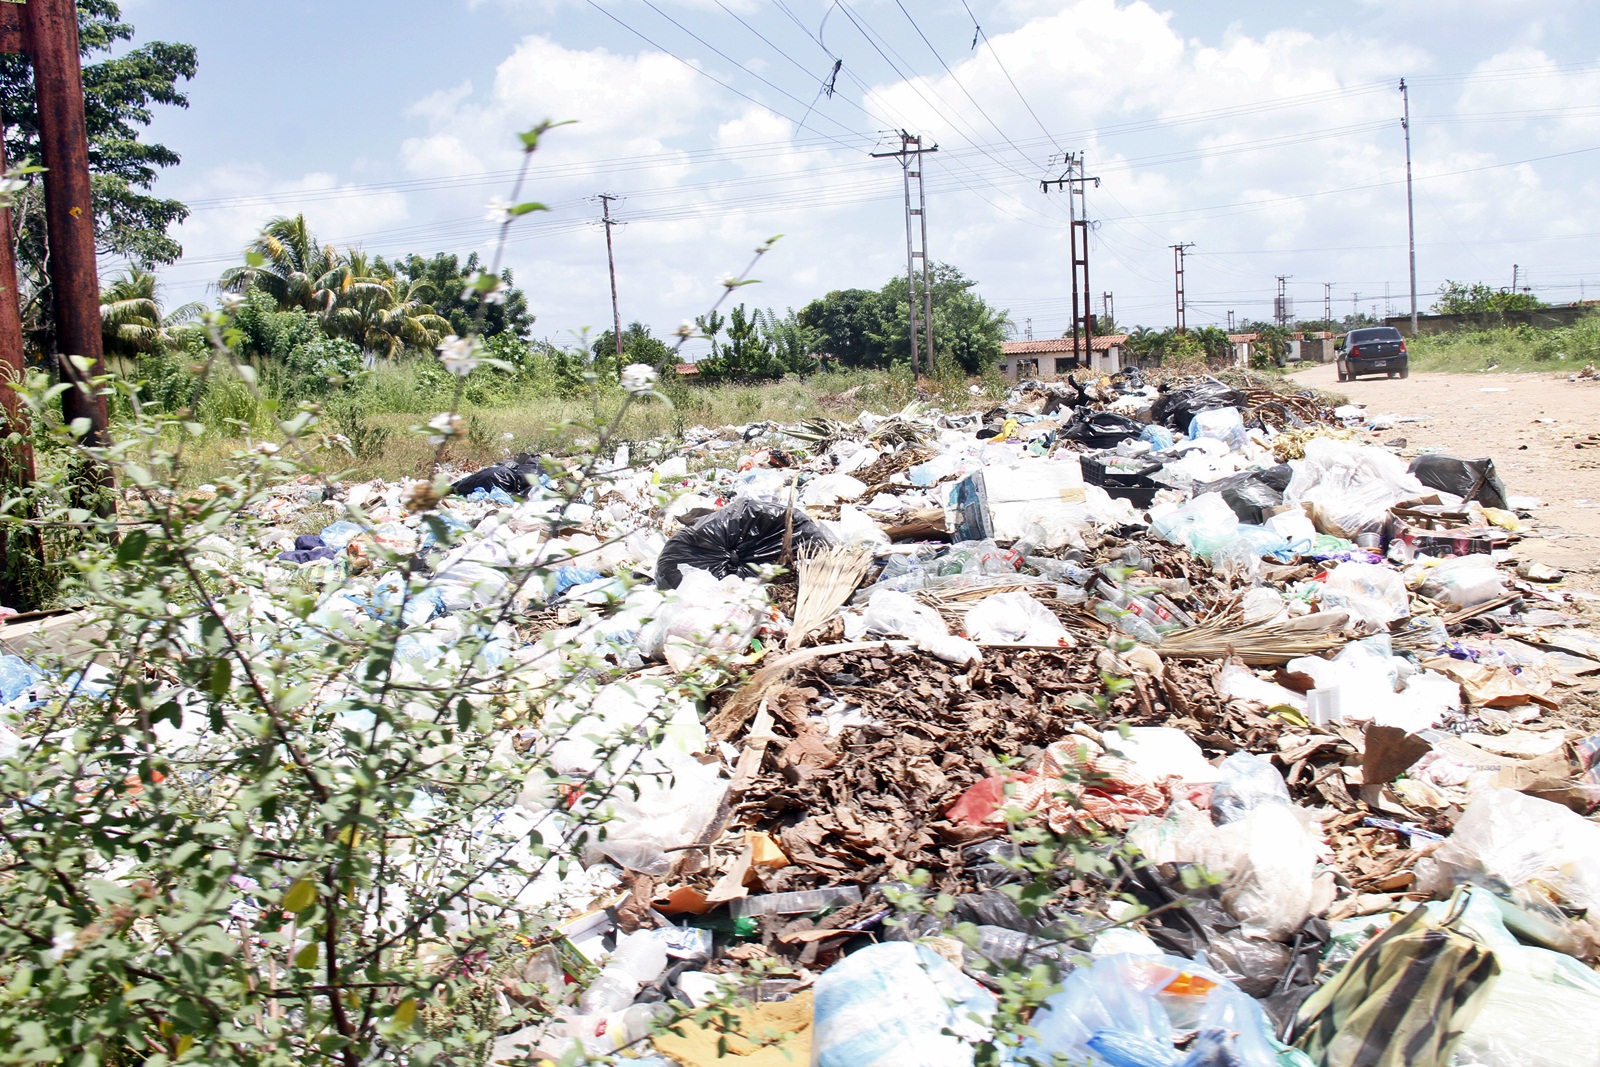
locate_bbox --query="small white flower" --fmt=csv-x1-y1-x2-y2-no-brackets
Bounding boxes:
219,292,246,313
717,272,739,289
254,441,280,455
674,319,695,338
427,412,464,445
484,196,513,223
436,334,481,377
49,928,77,962
620,363,658,397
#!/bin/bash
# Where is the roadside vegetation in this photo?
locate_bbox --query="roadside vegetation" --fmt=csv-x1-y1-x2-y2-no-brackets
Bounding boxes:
1407,311,1600,373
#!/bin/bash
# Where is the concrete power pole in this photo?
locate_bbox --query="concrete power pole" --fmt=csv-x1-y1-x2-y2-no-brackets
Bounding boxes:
1042,154,1100,365
1171,243,1195,332
1103,291,1114,332
1324,283,1333,331
873,132,938,376
1401,79,1418,335
1274,275,1292,328
598,193,624,360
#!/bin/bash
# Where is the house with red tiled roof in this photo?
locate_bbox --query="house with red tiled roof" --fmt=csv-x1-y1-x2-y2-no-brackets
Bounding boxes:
999,334,1126,379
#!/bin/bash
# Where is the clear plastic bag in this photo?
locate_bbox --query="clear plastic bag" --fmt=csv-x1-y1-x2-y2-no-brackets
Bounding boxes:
1415,788,1600,914
964,590,1071,645
1320,561,1410,626
812,942,995,1067
1017,953,1311,1067
1209,752,1292,825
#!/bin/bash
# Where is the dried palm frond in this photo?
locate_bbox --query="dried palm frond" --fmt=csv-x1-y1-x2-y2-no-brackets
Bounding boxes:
787,543,876,649
1156,611,1349,664
867,416,930,448
783,417,858,447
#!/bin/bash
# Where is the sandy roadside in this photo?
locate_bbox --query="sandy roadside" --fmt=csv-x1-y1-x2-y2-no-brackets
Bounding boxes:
1288,362,1600,580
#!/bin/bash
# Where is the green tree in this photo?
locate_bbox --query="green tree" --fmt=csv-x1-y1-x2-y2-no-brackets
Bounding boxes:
322,253,450,362
874,263,1009,373
394,252,534,340
754,307,818,375
98,268,202,361
1431,279,1547,315
591,320,673,373
0,0,196,344
1190,325,1233,365
221,214,343,314
230,289,324,362
797,287,886,367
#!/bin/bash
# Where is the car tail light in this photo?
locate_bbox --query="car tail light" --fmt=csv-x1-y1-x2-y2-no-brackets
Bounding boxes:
1350,345,1362,357
1399,341,1407,354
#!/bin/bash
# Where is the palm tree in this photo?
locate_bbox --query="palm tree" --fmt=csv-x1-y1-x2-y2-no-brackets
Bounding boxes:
100,269,204,362
220,214,342,313
323,255,450,361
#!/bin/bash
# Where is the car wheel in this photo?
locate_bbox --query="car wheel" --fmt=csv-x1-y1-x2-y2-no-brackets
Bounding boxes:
1400,366,1409,379
1336,362,1346,382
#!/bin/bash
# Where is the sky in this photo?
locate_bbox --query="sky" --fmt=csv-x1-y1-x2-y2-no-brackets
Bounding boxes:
112,0,1600,355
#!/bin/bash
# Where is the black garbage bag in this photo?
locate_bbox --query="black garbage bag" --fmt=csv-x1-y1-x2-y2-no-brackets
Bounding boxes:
1151,377,1245,431
1059,410,1147,449
1197,465,1295,525
654,497,831,589
450,453,546,498
1407,455,1509,510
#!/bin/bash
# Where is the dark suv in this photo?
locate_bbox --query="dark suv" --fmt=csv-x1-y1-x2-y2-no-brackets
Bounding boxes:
1336,327,1408,381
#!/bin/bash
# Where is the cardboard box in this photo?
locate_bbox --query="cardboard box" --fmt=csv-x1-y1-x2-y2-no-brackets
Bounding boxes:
950,457,1086,542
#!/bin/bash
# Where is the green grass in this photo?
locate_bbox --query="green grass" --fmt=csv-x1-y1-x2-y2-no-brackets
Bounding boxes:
1407,311,1600,373
166,363,1010,486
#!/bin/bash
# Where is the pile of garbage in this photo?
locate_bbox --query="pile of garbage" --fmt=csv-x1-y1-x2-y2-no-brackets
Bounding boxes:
4,369,1599,1067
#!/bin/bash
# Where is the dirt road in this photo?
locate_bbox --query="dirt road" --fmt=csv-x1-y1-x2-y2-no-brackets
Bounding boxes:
1288,362,1600,578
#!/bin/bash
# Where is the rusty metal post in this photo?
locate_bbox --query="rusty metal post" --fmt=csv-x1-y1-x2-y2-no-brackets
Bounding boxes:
23,0,111,459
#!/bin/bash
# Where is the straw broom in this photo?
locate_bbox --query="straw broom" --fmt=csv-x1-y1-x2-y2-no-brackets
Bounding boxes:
786,543,875,649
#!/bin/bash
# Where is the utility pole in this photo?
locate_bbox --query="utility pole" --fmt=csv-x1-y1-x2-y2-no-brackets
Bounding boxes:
1227,310,1235,332
597,194,624,360
1323,283,1333,331
19,0,110,473
1401,79,1418,335
1102,291,1114,332
1274,275,1292,328
1042,153,1100,365
1171,242,1195,332
1511,264,1520,293
1024,317,1032,341
873,132,937,376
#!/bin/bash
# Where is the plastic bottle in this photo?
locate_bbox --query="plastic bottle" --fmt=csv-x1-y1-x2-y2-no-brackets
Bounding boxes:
1093,599,1163,645
1093,581,1180,633
577,930,670,1015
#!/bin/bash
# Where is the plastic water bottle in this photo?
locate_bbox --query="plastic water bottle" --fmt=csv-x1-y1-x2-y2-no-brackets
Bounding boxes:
1093,599,1163,645
578,930,669,1015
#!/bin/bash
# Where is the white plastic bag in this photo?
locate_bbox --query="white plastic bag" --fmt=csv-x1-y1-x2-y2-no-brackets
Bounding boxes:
635,565,765,671
964,590,1072,646
812,942,995,1067
1320,561,1410,627
1416,788,1600,912
847,588,981,666
1416,554,1506,609
1285,438,1427,538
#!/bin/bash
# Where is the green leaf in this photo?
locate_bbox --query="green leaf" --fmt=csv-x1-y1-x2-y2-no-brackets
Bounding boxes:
293,942,319,969
116,528,149,565
509,201,548,216
207,658,232,698
282,879,317,914
68,417,91,438
245,251,266,268
392,998,416,1029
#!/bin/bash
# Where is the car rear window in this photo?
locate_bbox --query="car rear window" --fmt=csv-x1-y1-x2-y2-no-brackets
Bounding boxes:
1347,328,1402,343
